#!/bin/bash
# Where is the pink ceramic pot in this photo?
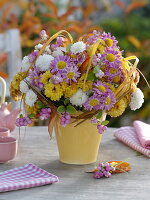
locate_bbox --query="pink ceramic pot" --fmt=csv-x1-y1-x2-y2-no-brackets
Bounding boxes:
0,137,18,163
0,127,10,137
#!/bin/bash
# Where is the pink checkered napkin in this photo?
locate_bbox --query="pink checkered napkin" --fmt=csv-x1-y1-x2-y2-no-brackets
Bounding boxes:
0,163,59,192
114,126,150,158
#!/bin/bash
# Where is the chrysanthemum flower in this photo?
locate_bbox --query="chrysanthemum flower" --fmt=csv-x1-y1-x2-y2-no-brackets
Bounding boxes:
70,89,88,107
44,83,63,101
25,102,39,115
25,90,37,107
107,98,127,117
28,68,44,89
41,71,52,85
52,73,64,84
35,55,54,71
50,55,72,73
21,56,31,72
103,92,116,110
129,88,144,110
52,47,66,57
77,74,93,92
93,81,109,95
20,79,29,93
83,95,101,111
100,32,118,48
70,41,86,54
11,72,27,90
65,66,80,84
63,83,78,98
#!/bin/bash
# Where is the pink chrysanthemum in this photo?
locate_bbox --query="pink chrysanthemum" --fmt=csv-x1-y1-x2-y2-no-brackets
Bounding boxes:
65,65,81,84
28,67,44,89
83,95,101,111
93,81,109,95
50,55,72,73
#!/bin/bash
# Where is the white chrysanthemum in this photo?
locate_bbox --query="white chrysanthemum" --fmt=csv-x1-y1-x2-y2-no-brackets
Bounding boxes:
25,89,37,107
35,54,54,71
20,79,29,93
70,89,88,107
35,43,43,50
70,41,86,54
21,56,30,72
95,69,104,78
129,88,144,111
45,46,51,54
52,47,66,57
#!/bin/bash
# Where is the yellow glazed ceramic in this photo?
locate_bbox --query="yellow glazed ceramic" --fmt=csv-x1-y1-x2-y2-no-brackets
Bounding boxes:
54,115,104,165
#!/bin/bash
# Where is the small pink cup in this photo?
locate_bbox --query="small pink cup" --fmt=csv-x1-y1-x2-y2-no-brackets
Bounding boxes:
0,127,10,137
0,137,18,163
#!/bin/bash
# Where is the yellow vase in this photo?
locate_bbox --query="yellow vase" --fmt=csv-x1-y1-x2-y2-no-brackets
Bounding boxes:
54,113,106,165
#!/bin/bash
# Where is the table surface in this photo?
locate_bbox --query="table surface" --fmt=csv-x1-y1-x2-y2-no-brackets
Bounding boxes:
0,126,149,200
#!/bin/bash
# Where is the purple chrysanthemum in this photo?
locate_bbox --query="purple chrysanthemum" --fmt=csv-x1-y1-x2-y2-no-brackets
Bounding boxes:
50,55,73,73
51,37,65,50
101,49,121,67
102,91,116,110
93,81,109,95
16,116,32,127
28,51,38,63
60,112,71,127
100,32,118,48
87,30,101,44
39,108,51,120
52,73,64,84
28,67,44,89
65,65,81,84
92,54,101,66
83,95,101,111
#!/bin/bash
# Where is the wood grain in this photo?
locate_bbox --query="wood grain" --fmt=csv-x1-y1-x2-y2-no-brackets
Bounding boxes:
0,126,149,200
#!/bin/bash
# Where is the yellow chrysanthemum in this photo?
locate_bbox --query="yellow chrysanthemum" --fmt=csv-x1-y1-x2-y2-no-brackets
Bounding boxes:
44,83,63,101
77,74,93,92
25,102,39,115
11,72,27,90
64,83,78,98
10,72,27,101
41,71,52,85
105,83,116,92
107,98,127,117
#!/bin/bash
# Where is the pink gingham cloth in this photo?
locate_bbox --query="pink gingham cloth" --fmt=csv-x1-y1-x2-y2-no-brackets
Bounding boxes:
133,120,150,149
114,126,150,158
0,163,59,192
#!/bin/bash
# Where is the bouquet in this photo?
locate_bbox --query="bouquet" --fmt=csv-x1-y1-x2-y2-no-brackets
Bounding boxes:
10,30,145,135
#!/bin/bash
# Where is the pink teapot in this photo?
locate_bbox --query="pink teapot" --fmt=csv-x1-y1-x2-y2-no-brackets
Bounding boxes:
0,76,20,132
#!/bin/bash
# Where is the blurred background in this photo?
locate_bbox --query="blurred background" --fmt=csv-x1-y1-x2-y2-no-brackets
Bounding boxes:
0,0,150,127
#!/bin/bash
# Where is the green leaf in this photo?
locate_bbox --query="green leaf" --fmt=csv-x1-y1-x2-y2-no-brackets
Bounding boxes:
96,111,102,119
93,65,100,74
64,98,70,105
66,105,77,114
29,114,35,118
87,71,95,81
19,114,23,118
101,120,109,126
66,44,72,52
57,105,66,113
37,101,45,109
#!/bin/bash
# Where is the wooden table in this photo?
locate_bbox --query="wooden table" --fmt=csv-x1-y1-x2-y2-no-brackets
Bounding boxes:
0,126,149,200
